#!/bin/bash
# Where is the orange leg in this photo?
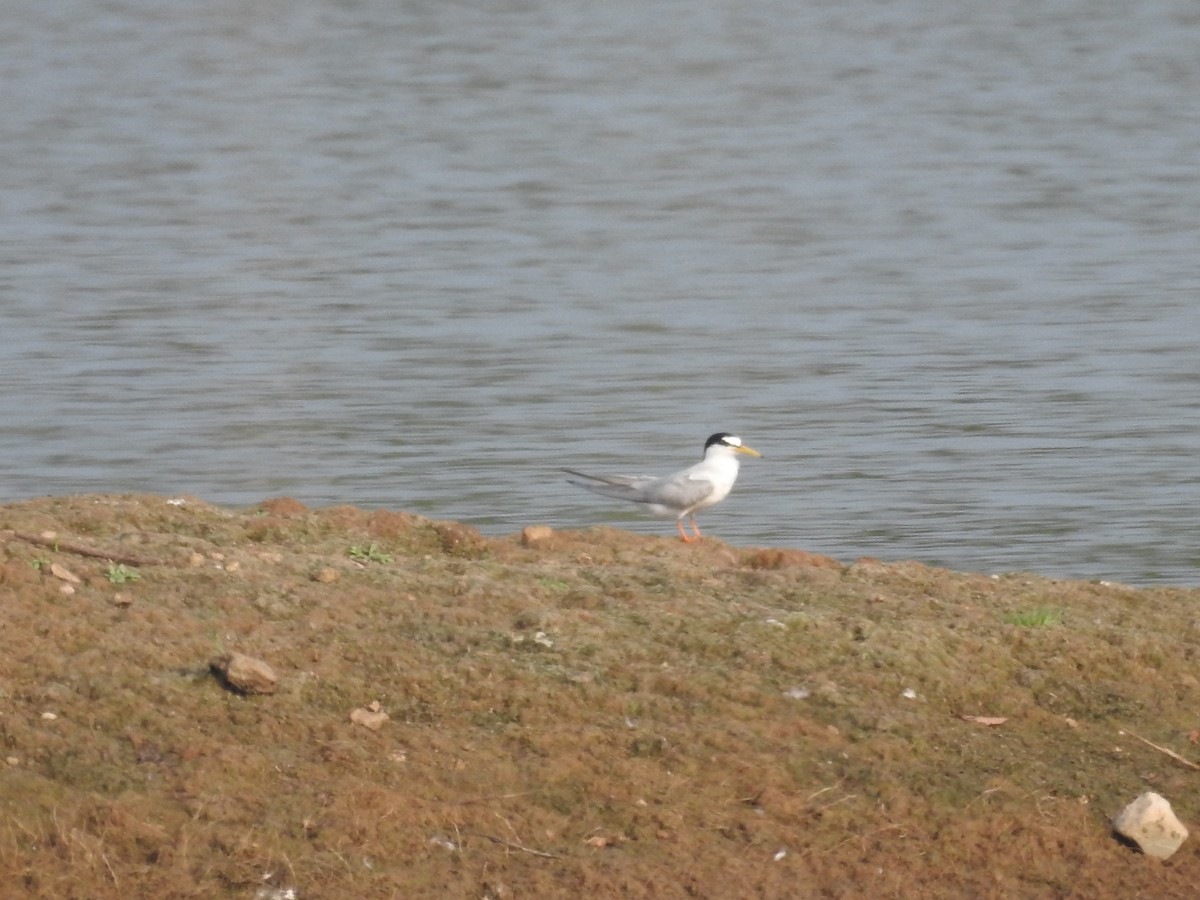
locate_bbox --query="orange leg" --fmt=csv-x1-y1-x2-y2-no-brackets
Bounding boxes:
676,517,702,543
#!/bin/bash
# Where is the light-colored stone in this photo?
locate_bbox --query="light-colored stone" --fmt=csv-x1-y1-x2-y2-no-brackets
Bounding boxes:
1113,791,1189,859
313,567,339,583
351,700,389,731
211,652,279,695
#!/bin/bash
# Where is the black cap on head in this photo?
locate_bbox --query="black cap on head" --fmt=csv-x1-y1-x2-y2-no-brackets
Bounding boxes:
704,432,736,450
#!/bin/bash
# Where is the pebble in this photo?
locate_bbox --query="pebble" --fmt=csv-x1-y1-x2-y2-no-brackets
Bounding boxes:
211,652,279,695
351,701,389,731
313,567,339,584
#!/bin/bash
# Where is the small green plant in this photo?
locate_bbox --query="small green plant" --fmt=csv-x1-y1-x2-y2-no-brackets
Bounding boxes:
31,557,50,571
105,563,141,584
348,543,392,564
1005,607,1060,628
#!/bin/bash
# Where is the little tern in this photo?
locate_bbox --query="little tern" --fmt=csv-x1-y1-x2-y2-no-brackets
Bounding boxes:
563,432,762,543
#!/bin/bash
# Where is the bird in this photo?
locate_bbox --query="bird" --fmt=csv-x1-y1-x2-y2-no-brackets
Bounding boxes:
563,432,761,543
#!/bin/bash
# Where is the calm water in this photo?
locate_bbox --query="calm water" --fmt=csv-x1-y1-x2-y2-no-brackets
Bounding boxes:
2,0,1198,584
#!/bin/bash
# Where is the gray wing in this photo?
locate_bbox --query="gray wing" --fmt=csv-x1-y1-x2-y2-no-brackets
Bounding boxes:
563,467,714,510
639,473,717,510
562,467,654,501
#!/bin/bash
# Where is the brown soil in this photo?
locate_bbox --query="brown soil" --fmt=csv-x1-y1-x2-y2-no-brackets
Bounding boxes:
1,494,1197,898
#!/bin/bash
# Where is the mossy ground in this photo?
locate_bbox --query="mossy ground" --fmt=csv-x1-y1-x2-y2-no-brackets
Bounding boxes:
1,494,1197,898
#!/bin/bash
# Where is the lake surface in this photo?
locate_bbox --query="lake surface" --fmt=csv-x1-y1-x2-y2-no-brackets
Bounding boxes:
3,0,1198,584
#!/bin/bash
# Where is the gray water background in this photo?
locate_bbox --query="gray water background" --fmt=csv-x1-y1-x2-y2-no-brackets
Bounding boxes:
3,0,1198,585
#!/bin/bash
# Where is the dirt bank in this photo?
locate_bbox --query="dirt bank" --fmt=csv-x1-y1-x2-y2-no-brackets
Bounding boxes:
1,494,1196,898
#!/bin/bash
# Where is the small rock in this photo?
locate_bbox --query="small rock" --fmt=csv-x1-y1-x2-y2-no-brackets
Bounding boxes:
584,833,622,848
49,563,81,583
1113,791,1189,859
41,712,58,721
40,530,57,540
313,567,339,584
5,757,19,766
59,584,76,596
188,552,205,567
224,560,240,573
211,652,279,695
351,701,389,731
521,525,554,546
112,592,133,608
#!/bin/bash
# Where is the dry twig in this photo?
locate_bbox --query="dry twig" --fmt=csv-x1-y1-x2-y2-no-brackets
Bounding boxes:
5,530,165,567
1123,728,1200,771
463,830,560,859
